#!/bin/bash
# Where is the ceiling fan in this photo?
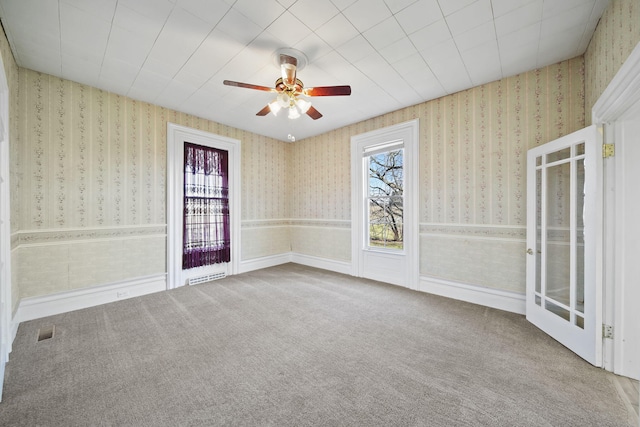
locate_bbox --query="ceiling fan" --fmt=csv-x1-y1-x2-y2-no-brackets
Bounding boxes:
223,49,351,120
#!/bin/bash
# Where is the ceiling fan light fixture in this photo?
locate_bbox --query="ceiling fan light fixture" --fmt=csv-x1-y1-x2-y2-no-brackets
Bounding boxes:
296,98,311,114
224,48,350,122
268,99,281,116
277,92,290,109
288,107,301,119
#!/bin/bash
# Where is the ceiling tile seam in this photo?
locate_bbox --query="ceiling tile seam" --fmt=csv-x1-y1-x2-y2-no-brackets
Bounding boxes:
532,4,544,69
96,1,120,86
383,0,419,15
347,27,418,104
164,4,240,96
419,0,454,95
577,1,603,57
57,0,62,76
334,2,441,105
125,1,179,100
411,12,462,97
384,14,438,104
197,3,304,97
287,1,341,35
341,0,393,35
489,0,504,81
0,14,19,67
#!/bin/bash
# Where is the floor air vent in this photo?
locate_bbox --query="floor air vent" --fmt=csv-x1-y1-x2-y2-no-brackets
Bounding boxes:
188,272,226,285
37,325,55,342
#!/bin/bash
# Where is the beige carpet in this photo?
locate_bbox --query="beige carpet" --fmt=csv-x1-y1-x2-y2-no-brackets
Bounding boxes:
0,263,633,426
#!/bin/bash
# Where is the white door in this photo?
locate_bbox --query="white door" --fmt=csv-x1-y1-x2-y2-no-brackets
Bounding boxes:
526,125,602,366
351,120,419,289
166,124,241,289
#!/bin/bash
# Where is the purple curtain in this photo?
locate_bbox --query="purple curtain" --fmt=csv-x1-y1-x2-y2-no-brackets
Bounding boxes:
182,142,230,269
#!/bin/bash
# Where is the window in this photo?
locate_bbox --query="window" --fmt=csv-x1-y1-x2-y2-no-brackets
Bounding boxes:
365,141,404,250
182,142,230,269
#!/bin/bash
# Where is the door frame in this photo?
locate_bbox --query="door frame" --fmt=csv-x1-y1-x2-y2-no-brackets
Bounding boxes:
350,119,419,290
0,50,10,402
166,123,241,289
592,41,640,379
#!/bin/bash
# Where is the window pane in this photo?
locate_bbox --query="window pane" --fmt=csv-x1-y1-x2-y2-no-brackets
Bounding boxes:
575,158,585,315
368,149,403,197
547,147,571,163
546,161,570,310
367,149,403,250
536,169,542,296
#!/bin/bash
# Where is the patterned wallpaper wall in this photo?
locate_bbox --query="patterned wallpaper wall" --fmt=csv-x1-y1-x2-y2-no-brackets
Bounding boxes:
6,0,637,305
419,59,584,225
0,23,20,312
585,0,640,123
290,57,585,292
11,69,289,300
15,70,289,230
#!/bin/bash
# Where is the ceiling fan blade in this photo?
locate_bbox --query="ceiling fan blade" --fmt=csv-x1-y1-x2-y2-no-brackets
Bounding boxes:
306,105,323,120
223,80,275,92
303,85,351,96
256,105,271,116
280,54,297,87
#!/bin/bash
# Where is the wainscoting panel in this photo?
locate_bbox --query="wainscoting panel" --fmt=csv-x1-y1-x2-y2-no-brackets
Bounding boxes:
420,224,526,294
289,220,351,263
13,226,166,299
241,221,291,261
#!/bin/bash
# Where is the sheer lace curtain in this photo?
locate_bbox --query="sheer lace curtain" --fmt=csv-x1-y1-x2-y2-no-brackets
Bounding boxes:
182,142,230,269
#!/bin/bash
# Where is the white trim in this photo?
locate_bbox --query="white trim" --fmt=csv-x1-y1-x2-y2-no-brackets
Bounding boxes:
351,119,419,289
238,253,292,274
419,276,526,315
290,253,352,275
420,223,526,229
419,233,526,243
166,123,241,290
608,102,640,380
238,253,352,276
10,314,18,349
15,274,166,323
592,42,640,123
591,41,640,378
0,44,10,403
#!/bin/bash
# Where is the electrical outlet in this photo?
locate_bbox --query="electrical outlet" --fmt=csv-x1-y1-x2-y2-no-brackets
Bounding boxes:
116,290,129,299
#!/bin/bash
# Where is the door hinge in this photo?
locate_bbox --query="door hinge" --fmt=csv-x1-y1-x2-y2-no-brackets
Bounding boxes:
602,324,614,339
602,143,615,158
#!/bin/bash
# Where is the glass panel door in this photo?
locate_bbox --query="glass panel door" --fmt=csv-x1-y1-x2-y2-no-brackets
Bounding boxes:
526,125,601,366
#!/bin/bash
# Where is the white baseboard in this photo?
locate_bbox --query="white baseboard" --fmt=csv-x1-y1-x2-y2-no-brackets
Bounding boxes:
15,274,167,324
0,345,5,402
238,253,292,274
419,276,525,315
10,316,18,349
9,262,524,328
290,253,352,275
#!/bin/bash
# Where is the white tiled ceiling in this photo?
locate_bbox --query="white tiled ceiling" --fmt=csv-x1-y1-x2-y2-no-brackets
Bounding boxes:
0,0,609,141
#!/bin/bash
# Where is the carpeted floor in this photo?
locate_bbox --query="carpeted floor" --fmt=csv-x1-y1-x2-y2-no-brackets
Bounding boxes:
0,264,634,426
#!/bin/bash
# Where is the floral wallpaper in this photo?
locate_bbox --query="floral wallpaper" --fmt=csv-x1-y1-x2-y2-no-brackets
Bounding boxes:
290,57,585,292
0,21,20,312
12,68,289,300
585,0,640,123
16,70,289,231
4,0,639,304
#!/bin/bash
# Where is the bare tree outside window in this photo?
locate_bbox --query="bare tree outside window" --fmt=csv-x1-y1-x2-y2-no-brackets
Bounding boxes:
368,149,403,249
